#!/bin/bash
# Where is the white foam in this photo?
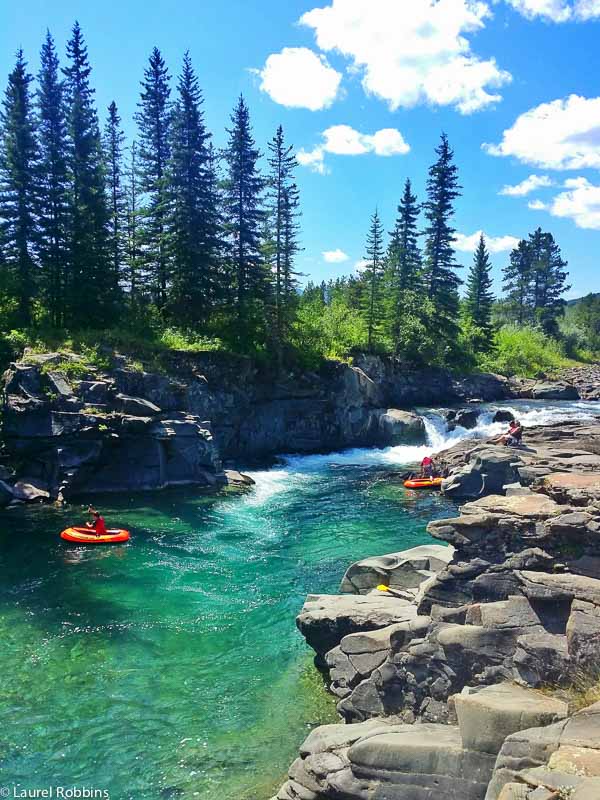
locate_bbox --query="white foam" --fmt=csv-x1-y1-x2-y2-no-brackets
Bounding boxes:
237,400,600,505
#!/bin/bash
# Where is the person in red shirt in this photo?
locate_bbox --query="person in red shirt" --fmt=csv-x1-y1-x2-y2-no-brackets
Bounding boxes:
86,506,107,536
420,455,435,478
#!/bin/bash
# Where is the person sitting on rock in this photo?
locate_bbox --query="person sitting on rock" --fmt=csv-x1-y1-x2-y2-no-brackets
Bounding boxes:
86,506,107,536
497,419,523,447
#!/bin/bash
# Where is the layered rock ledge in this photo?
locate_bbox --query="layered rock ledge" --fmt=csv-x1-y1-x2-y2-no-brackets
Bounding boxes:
272,413,600,800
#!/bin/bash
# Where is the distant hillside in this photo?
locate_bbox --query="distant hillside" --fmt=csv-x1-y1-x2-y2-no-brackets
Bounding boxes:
567,293,600,307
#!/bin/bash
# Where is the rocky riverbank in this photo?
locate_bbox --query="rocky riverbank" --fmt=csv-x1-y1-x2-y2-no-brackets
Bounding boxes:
272,416,600,800
1,349,597,506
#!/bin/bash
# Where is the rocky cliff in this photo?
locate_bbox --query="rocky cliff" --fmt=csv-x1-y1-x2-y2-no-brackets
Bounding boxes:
0,350,511,504
1,349,596,508
273,418,600,800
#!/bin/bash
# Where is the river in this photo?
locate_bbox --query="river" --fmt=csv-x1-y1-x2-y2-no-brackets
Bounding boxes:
0,400,598,799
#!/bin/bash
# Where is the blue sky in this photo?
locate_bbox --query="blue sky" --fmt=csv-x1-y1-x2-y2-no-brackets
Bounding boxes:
2,0,600,298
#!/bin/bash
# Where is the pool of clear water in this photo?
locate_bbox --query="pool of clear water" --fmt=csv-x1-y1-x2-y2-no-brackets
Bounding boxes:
1,399,598,799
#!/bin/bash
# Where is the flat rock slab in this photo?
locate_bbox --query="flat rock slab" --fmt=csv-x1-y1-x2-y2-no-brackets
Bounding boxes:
453,682,568,755
300,718,393,757
462,494,562,519
541,471,600,505
548,744,600,776
348,722,497,798
297,593,418,656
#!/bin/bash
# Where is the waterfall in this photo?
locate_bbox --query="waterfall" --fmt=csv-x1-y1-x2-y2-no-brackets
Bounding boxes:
240,400,600,505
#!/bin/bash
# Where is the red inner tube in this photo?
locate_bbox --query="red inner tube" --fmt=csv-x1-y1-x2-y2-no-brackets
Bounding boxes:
60,527,130,543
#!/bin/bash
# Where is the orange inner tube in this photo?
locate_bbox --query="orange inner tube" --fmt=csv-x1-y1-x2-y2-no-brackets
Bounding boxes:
403,477,443,490
60,526,130,543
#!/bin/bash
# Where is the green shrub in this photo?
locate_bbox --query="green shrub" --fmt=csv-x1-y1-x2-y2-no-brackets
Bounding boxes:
478,324,569,377
42,359,91,380
158,327,226,353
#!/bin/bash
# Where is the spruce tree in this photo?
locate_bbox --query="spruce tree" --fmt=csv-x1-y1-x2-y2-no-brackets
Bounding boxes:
37,31,70,327
362,208,385,351
125,140,142,299
503,239,532,324
387,178,422,350
267,125,300,345
63,22,113,326
527,227,570,336
465,234,494,340
281,181,301,303
168,52,220,324
222,95,266,342
422,133,462,348
0,50,39,326
103,101,126,293
205,142,228,306
136,47,172,306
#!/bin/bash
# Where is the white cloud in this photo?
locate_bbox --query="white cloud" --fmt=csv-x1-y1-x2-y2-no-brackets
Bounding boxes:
546,177,600,229
577,0,600,19
299,0,511,114
354,259,369,273
505,0,572,21
255,47,342,110
484,95,600,169
499,174,554,196
297,148,329,175
323,249,350,263
504,0,600,21
455,231,520,253
299,124,410,173
528,199,548,210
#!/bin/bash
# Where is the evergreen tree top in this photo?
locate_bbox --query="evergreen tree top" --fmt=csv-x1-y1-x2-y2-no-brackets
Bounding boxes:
64,22,92,90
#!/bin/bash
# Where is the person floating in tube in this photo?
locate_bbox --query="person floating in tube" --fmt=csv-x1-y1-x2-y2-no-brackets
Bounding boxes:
86,506,107,537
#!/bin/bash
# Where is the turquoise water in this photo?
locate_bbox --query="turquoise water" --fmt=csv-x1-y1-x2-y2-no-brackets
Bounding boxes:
0,451,455,800
3,398,599,800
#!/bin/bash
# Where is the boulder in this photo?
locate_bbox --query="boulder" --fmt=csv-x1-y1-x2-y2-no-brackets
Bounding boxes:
11,481,50,502
339,544,454,595
448,408,480,431
453,683,568,755
441,449,523,499
493,410,515,424
532,381,579,400
453,373,510,402
224,469,255,487
376,409,425,445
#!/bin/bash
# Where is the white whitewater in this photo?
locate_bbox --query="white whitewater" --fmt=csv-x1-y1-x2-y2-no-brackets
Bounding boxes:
239,400,600,507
